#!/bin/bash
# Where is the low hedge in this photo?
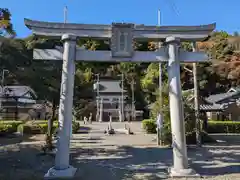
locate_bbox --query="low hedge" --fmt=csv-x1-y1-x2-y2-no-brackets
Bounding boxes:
207,121,240,133
0,120,58,135
0,124,16,136
0,120,80,135
142,120,240,134
142,119,157,134
17,123,58,135
17,121,80,135
0,121,22,136
142,119,216,145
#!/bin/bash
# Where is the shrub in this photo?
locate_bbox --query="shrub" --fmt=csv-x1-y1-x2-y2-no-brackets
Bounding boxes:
7,120,79,135
72,121,80,134
186,131,216,144
142,119,157,133
0,121,22,135
17,124,41,134
161,121,172,145
207,121,240,133
51,121,80,135
17,123,58,135
0,124,15,135
38,123,58,134
0,120,22,127
11,121,22,130
142,119,217,145
145,89,216,145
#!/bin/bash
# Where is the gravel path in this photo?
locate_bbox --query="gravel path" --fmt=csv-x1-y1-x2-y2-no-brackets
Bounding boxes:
0,122,239,180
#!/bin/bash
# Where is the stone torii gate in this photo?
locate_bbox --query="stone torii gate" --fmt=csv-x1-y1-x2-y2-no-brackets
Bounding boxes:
24,18,215,178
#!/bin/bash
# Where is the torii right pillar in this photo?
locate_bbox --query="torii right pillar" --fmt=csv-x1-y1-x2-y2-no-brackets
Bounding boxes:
166,36,199,177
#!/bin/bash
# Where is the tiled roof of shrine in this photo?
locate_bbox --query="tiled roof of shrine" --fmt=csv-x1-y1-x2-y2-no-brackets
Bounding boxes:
93,80,127,93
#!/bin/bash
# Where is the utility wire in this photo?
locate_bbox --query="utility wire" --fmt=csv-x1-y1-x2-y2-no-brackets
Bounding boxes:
163,0,180,17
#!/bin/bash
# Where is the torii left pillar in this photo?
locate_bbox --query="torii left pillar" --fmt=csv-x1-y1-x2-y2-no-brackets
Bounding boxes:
44,34,77,178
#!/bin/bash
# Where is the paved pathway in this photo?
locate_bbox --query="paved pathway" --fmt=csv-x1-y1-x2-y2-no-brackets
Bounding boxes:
0,122,239,180
69,122,240,180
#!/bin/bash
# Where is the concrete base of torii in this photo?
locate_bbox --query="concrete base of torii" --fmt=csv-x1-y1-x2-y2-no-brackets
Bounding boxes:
44,166,77,179
169,167,200,178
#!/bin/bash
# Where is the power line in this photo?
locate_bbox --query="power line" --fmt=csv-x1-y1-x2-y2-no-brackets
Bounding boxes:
163,0,180,17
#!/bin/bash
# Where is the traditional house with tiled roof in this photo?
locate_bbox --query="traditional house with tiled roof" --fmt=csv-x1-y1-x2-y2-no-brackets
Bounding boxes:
0,86,51,120
182,89,226,113
0,86,37,120
204,87,240,121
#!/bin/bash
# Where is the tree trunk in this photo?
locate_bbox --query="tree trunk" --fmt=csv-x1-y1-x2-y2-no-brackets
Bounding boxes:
15,97,18,120
200,112,208,132
46,100,57,150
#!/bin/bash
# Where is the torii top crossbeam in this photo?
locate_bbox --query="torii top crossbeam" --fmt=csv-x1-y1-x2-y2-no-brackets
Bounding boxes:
24,18,215,41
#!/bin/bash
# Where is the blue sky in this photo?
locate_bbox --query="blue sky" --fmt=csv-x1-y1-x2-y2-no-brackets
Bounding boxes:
2,0,240,38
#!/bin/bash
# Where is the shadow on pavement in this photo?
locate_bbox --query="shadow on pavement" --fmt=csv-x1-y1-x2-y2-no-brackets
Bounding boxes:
71,146,171,180
189,144,240,176
77,126,91,134
0,134,44,146
0,135,240,180
70,143,240,179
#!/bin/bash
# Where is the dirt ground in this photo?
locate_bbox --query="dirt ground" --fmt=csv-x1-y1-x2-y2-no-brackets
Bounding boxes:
0,122,239,180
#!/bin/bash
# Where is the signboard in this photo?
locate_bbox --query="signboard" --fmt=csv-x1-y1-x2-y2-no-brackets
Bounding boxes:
156,113,163,129
111,23,134,58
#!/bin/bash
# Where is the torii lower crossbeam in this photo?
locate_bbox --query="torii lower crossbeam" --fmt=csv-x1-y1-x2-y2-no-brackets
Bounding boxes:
33,47,208,63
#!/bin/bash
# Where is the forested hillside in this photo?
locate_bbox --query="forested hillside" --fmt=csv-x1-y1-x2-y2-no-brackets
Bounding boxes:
1,8,240,118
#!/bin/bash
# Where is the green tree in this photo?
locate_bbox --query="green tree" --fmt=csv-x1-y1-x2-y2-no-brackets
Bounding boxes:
0,8,15,37
207,31,240,91
150,87,214,145
208,31,233,61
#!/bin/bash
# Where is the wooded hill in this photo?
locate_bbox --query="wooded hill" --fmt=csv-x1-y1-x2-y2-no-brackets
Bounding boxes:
0,32,239,117
1,8,240,119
